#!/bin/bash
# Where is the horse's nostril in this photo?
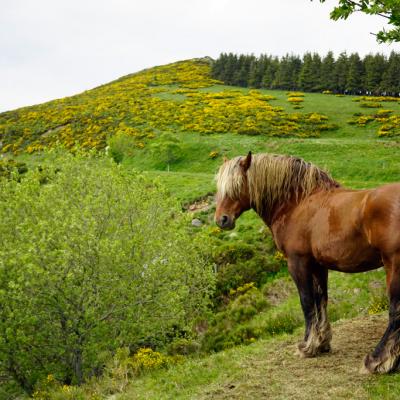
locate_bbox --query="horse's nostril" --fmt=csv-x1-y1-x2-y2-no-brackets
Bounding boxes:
221,215,229,225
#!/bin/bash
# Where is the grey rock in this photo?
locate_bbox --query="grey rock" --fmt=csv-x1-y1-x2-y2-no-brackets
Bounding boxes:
191,218,202,227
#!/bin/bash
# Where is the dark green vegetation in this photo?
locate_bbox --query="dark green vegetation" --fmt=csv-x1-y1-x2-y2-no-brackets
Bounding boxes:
212,51,400,94
1,59,400,398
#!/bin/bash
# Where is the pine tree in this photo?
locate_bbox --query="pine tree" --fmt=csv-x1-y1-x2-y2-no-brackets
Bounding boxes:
211,53,226,81
224,53,239,85
346,53,364,94
321,51,336,91
363,54,386,95
298,53,315,92
334,52,349,93
248,56,269,88
233,55,254,86
262,57,279,89
381,51,400,95
310,53,322,91
288,55,302,90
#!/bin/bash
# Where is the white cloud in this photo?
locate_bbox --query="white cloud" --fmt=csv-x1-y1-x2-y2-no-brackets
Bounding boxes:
0,0,398,112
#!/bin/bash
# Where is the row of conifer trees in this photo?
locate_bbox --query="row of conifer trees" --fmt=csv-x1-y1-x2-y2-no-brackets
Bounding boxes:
211,52,400,95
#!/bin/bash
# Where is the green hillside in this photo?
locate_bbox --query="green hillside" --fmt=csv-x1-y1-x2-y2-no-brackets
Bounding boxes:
1,59,400,399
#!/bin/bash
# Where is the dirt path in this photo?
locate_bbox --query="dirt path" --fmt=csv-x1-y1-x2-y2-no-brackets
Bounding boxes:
198,314,387,399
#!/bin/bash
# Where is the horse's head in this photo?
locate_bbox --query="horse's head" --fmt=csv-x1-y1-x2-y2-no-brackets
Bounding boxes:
215,152,252,230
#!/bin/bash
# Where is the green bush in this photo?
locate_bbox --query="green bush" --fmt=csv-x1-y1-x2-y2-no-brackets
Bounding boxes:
0,153,214,394
106,133,138,163
150,133,183,171
0,158,28,179
211,238,284,304
201,288,269,352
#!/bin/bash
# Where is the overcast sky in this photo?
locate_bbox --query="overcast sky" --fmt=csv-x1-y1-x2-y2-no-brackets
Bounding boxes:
1,0,398,112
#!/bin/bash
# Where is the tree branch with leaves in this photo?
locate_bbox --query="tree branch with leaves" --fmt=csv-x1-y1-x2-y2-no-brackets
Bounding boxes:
316,0,400,42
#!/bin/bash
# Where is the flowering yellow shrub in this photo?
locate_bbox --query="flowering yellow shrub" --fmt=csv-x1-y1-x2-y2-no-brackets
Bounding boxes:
0,59,336,154
368,293,388,315
353,96,399,103
360,101,382,108
287,92,305,97
209,150,219,159
132,348,172,372
348,110,400,137
273,251,286,263
229,282,255,297
287,97,304,103
378,115,400,137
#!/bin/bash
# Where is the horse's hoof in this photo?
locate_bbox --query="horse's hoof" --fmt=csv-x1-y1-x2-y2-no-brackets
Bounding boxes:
363,353,398,374
363,354,380,374
296,342,317,358
319,343,331,353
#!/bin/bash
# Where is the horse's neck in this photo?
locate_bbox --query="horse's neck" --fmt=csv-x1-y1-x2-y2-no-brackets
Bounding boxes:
256,195,298,228
256,202,297,229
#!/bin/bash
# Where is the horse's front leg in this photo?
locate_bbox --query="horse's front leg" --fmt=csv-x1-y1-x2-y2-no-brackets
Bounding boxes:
364,253,400,373
288,255,332,358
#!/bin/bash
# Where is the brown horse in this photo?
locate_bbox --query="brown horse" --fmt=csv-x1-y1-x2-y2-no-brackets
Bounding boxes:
215,152,400,373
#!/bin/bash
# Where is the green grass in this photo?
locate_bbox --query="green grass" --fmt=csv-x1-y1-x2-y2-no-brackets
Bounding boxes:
121,132,400,201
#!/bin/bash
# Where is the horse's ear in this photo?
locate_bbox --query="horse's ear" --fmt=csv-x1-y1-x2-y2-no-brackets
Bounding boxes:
240,151,252,171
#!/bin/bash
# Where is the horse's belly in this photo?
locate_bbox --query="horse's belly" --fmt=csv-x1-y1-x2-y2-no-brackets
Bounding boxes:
313,239,381,272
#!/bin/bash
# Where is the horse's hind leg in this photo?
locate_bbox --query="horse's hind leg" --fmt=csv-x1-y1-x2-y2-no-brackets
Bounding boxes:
364,252,400,373
288,256,332,358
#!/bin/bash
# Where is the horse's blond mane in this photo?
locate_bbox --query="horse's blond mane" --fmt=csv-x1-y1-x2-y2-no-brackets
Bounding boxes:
216,153,339,215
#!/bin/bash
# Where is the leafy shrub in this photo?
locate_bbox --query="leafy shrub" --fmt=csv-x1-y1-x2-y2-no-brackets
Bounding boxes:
150,133,183,170
32,347,182,398
107,132,138,163
0,152,214,394
201,288,269,352
0,158,28,179
261,310,302,336
167,338,201,355
215,256,280,301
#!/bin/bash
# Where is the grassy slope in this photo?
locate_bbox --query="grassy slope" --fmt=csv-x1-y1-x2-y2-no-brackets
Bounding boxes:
112,83,400,398
118,314,394,400
122,85,400,193
3,61,400,398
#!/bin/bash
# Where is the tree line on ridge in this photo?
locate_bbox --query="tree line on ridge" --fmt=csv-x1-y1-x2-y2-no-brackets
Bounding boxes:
211,52,400,96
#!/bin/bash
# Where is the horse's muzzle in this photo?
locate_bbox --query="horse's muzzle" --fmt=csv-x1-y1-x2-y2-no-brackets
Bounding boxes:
216,214,235,230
